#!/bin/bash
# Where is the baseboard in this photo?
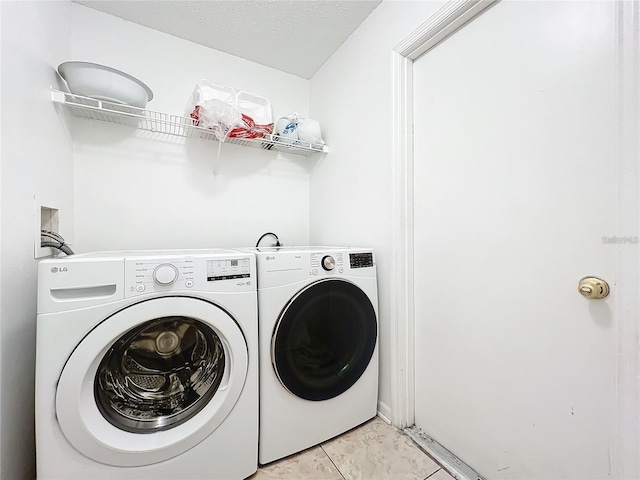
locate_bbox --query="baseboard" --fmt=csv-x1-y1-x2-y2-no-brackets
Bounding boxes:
377,401,393,424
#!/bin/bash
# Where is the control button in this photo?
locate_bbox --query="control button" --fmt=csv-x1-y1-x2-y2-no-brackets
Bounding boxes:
153,263,179,286
185,280,194,288
312,269,318,275
135,284,146,292
322,255,336,271
338,267,344,273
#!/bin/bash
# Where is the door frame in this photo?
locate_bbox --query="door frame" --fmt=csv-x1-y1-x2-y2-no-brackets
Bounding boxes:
389,0,498,430
389,5,639,477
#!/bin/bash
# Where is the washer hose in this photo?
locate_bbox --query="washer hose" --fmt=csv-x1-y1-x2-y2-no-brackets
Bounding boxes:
41,241,74,255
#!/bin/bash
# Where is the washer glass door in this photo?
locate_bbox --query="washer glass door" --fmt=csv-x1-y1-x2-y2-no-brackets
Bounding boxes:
95,315,225,433
56,297,248,467
272,279,377,401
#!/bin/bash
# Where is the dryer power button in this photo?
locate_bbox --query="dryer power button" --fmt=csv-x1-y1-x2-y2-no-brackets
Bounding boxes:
322,255,336,271
153,263,179,285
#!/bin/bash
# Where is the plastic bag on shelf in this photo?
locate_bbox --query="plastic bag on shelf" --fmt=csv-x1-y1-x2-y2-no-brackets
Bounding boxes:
228,91,274,139
193,99,242,141
297,118,324,145
274,114,300,145
186,80,273,141
274,114,325,146
187,81,239,141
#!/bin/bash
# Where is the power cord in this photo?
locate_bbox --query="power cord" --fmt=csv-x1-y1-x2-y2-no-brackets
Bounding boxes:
255,232,282,248
41,230,74,255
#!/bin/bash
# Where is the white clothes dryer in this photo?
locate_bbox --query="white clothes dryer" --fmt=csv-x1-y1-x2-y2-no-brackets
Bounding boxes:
36,250,258,479
244,246,379,464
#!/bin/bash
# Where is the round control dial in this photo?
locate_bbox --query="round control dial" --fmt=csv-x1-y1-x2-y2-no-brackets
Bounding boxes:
153,263,179,286
321,255,336,271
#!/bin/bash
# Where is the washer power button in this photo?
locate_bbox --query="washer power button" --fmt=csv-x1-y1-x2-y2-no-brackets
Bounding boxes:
185,280,194,288
153,263,179,286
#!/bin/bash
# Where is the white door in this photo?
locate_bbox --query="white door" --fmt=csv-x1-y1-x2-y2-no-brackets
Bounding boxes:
413,1,638,479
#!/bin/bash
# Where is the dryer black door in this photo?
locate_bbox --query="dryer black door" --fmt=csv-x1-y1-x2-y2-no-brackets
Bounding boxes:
272,279,377,401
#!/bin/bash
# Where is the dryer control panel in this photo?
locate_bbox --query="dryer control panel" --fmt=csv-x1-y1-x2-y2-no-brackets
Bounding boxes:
349,252,374,269
250,248,376,289
310,252,345,274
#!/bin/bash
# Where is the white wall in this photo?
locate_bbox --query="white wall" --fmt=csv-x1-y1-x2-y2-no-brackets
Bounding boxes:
71,4,312,252
309,0,445,420
0,2,73,479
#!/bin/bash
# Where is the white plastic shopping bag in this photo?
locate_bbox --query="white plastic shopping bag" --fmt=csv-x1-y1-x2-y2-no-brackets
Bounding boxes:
187,80,273,141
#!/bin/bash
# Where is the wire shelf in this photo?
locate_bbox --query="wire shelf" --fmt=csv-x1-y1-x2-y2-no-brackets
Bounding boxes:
50,89,328,157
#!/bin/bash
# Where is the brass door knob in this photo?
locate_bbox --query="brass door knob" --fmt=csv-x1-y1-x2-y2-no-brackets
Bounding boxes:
578,276,610,299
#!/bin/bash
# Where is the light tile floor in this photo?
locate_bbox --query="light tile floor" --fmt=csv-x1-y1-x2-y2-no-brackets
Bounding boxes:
249,416,455,480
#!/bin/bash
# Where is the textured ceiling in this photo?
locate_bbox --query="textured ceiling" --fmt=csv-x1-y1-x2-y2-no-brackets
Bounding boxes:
73,0,381,79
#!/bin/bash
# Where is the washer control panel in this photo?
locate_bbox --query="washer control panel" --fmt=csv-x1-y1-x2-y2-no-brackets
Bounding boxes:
207,257,251,282
125,254,254,296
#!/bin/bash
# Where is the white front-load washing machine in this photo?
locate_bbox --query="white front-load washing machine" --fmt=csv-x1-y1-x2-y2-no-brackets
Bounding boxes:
36,249,258,479
245,246,379,464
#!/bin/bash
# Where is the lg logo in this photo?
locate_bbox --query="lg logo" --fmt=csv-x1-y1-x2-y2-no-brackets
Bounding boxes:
50,267,68,273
